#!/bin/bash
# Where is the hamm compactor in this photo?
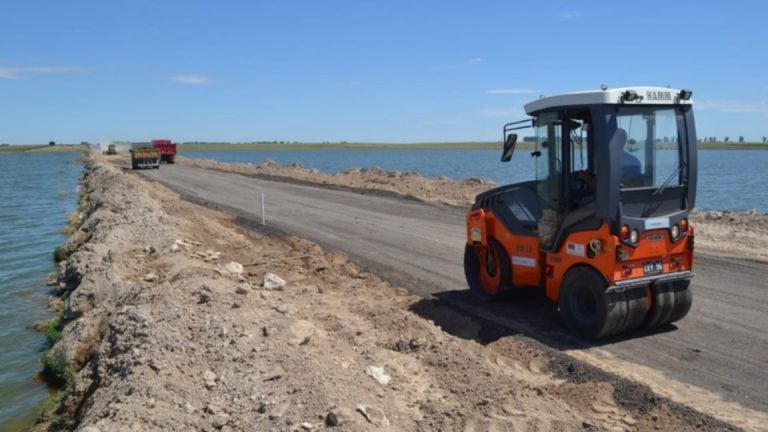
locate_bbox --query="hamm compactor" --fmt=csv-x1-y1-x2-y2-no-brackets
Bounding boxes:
465,86,697,338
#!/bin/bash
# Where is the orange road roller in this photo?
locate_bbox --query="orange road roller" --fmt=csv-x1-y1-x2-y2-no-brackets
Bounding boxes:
465,86,696,338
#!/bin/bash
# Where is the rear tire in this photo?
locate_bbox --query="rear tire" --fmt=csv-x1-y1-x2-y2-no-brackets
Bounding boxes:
644,280,692,329
642,282,676,329
668,280,693,323
464,237,511,300
559,267,628,339
622,287,649,333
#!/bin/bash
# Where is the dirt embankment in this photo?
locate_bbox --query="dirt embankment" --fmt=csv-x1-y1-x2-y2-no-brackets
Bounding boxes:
179,157,768,263
33,157,742,431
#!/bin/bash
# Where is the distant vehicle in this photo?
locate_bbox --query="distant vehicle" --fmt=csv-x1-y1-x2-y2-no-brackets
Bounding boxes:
152,139,177,164
130,143,160,170
106,144,117,155
465,86,697,339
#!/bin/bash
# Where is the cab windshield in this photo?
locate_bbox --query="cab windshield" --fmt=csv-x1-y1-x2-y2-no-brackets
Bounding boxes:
615,106,685,189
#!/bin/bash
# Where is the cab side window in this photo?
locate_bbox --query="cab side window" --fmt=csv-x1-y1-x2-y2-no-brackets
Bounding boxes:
534,112,563,211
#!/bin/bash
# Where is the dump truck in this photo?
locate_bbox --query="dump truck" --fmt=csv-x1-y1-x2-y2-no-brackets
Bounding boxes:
464,86,697,338
106,144,117,155
130,144,161,170
152,139,177,164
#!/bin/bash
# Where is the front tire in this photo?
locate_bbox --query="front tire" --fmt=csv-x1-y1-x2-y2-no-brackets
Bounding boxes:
464,237,511,300
558,267,629,339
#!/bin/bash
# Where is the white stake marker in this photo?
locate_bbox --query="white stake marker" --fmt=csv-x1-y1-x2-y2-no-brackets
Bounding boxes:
261,192,265,225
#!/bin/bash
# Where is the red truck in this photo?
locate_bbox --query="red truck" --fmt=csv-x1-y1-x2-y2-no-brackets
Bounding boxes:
151,139,177,164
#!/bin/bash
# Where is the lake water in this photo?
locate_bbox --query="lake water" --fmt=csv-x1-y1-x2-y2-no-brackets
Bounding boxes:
181,149,768,212
0,153,82,431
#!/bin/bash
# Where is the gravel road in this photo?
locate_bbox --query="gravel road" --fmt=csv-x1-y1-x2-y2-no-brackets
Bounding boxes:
141,164,768,416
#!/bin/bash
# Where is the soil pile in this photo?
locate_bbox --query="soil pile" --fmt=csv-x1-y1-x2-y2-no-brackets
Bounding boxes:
180,157,768,262
179,157,495,207
32,157,738,431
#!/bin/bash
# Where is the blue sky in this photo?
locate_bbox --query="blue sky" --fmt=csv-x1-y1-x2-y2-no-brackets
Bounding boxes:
1,1,767,144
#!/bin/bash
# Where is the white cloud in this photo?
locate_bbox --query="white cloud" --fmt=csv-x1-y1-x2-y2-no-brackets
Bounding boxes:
559,11,582,19
484,88,540,95
0,65,85,80
169,73,210,85
697,100,768,114
468,57,484,64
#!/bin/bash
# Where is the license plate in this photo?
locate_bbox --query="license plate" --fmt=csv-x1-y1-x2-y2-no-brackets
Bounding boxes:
643,259,663,274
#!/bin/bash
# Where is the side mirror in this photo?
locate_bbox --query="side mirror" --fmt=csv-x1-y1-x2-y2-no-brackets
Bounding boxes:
501,133,517,162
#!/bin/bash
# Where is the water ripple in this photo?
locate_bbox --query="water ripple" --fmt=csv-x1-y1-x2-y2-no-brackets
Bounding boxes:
183,149,768,212
0,152,80,430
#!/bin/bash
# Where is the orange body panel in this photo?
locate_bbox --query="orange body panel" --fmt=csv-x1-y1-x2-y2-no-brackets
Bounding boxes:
610,226,694,282
467,208,695,302
544,224,615,300
545,224,693,301
498,235,540,287
466,209,540,288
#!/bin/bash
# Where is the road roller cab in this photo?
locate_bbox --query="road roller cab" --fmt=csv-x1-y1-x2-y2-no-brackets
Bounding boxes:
465,86,697,338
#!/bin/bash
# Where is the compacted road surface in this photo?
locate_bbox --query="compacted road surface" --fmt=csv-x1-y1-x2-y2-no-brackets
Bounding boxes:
141,164,768,415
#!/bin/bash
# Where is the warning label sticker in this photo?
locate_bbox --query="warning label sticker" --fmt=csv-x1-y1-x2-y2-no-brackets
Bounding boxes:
566,242,585,257
512,256,536,268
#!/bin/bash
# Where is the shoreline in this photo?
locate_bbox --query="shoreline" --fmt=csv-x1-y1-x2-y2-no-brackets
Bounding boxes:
24,155,754,431
175,142,768,151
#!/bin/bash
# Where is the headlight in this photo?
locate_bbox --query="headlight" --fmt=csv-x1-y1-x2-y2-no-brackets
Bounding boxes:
620,225,630,240
589,239,603,254
671,225,680,239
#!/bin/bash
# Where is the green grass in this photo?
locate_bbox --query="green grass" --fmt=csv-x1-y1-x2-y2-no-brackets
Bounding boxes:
39,313,71,387
39,351,71,389
45,315,64,347
37,351,73,429
52,246,69,263
696,141,768,150
0,145,87,154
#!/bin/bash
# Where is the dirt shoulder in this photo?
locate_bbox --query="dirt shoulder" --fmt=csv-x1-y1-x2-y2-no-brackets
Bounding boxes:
178,157,768,263
31,156,746,431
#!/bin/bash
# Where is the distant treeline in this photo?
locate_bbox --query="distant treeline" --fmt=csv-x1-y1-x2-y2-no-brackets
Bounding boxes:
178,141,503,151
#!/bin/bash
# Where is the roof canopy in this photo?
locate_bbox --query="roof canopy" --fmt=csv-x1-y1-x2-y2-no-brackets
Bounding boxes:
524,86,693,115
